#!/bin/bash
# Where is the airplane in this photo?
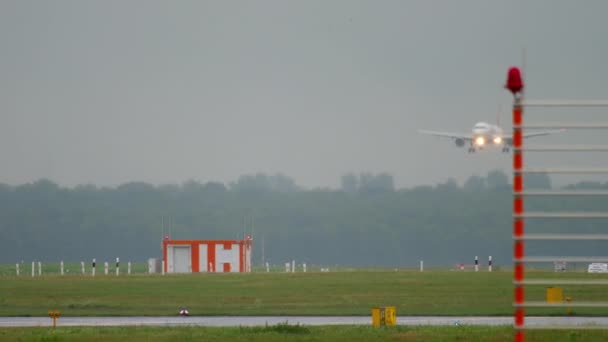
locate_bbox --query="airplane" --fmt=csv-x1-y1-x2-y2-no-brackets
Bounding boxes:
418,121,564,153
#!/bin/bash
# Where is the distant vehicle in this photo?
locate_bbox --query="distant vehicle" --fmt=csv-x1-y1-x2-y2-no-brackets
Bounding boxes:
587,263,608,273
554,261,567,272
418,121,563,153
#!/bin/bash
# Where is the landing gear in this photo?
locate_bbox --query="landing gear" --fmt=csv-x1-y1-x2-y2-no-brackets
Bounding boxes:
468,147,476,153
502,147,510,153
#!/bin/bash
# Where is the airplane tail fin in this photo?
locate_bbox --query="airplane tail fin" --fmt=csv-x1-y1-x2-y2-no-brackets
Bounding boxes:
497,105,502,127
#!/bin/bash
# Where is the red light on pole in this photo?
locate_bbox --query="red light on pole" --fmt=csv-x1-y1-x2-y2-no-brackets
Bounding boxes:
505,67,524,95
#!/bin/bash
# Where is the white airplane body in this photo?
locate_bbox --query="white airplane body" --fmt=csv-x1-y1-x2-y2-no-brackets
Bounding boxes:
419,122,562,153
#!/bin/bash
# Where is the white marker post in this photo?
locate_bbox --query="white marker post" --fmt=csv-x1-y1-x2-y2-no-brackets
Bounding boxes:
32,262,35,277
115,257,120,276
81,261,85,275
128,262,132,275
303,263,307,272
162,260,165,275
104,262,109,275
16,263,19,276
92,258,96,277
265,262,270,273
285,262,290,272
60,261,64,276
38,262,42,276
475,256,479,272
292,260,295,273
420,260,424,272
488,256,493,272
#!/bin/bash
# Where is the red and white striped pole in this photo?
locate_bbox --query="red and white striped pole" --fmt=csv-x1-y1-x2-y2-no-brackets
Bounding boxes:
506,66,525,342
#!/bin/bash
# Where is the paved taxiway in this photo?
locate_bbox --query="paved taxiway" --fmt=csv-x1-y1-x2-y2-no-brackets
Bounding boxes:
2,316,608,328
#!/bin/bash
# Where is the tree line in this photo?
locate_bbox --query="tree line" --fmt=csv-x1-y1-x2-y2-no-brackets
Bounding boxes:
0,171,606,267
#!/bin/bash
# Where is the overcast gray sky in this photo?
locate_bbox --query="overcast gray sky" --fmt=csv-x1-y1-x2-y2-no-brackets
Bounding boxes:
1,1,607,189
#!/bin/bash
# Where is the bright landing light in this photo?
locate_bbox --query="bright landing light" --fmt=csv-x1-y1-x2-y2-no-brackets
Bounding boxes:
493,137,502,144
475,137,485,146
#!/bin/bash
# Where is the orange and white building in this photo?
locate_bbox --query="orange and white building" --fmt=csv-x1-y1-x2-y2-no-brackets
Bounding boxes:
163,237,252,273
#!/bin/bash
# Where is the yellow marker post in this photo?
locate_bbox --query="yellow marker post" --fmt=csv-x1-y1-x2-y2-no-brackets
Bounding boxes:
371,306,397,327
384,306,397,326
566,297,572,315
48,310,61,329
546,287,563,303
371,307,382,327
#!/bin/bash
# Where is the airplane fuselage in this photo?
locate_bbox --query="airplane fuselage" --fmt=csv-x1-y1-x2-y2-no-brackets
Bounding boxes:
471,122,504,148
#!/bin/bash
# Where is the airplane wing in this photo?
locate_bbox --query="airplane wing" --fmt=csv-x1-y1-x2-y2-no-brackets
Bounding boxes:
504,129,566,140
523,129,566,139
418,130,472,141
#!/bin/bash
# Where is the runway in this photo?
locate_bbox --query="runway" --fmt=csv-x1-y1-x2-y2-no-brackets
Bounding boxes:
2,316,608,328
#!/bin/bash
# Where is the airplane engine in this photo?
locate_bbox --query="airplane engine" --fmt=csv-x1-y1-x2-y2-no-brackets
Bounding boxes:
454,138,465,147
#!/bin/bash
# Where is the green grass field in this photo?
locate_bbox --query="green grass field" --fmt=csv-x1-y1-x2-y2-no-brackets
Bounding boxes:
2,270,608,317
3,269,608,341
2,325,608,342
